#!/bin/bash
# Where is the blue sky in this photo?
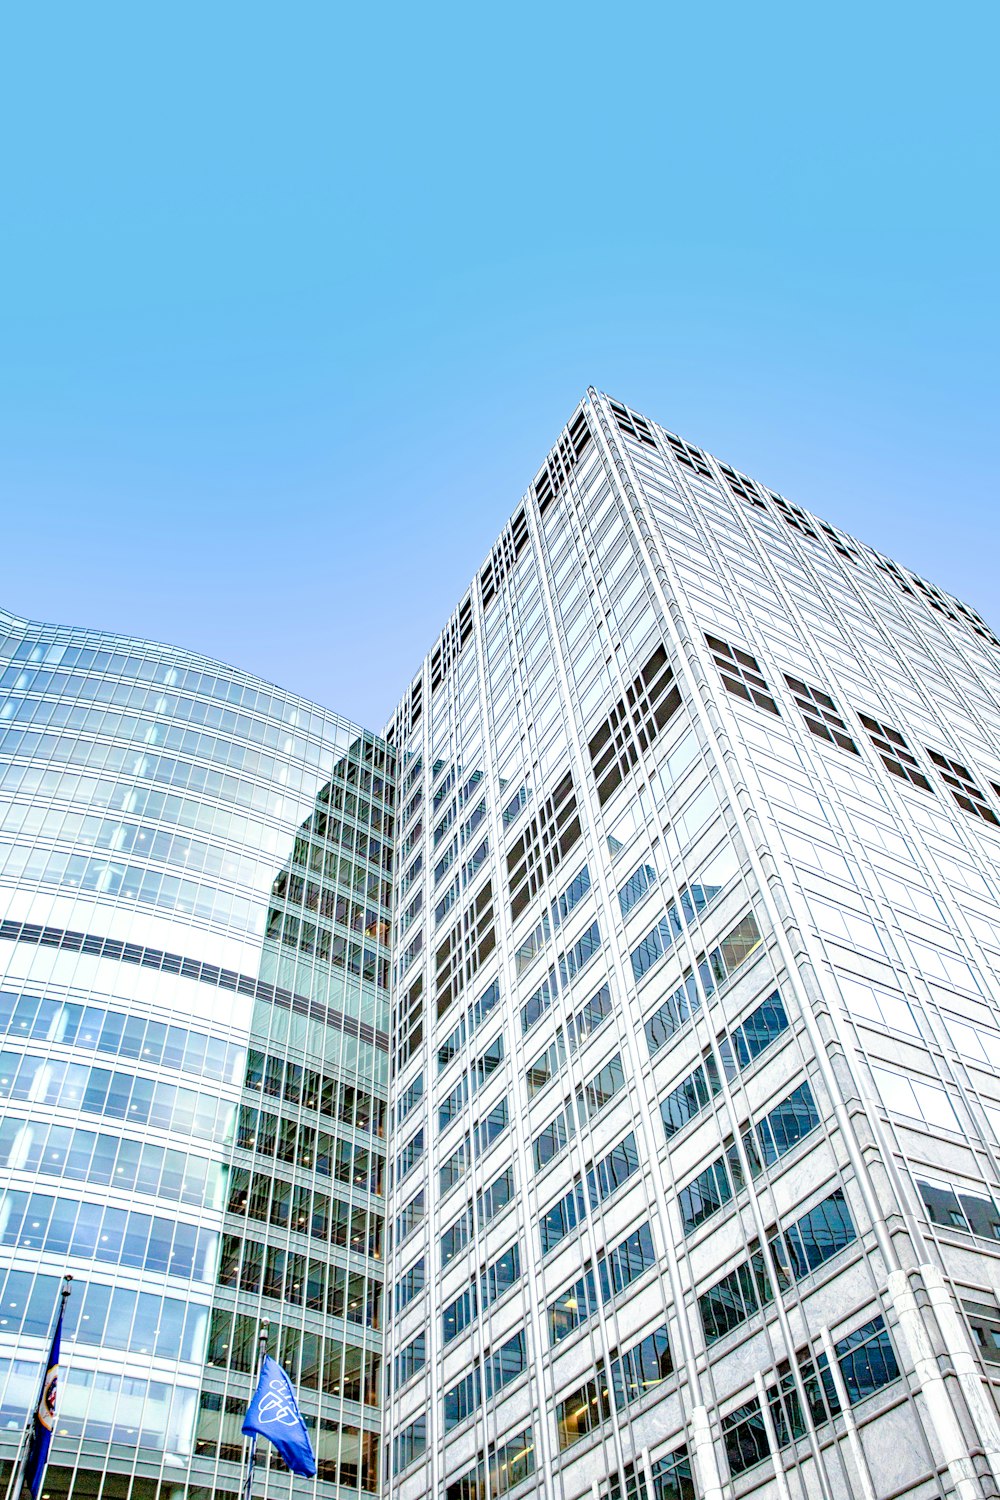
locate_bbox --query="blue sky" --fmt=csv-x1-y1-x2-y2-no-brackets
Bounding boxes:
1,2,996,730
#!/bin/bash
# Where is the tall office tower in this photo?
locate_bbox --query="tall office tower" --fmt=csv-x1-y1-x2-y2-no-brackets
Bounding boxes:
0,609,393,1500
382,391,1000,1500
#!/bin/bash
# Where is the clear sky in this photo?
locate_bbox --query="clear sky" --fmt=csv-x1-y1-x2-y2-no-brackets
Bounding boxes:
1,2,996,732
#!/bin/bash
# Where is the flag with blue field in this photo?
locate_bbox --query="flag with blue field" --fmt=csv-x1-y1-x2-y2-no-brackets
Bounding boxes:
242,1354,317,1477
24,1302,64,1498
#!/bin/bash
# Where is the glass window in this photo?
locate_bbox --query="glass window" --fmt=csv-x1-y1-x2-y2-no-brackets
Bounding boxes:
481,1243,520,1306
442,1285,476,1345
525,1030,565,1098
444,1366,482,1430
553,865,591,926
755,1080,820,1166
392,1416,426,1475
484,1329,526,1400
720,989,789,1076
577,1053,625,1122
445,1461,485,1500
439,1138,470,1193
599,1221,656,1302
396,1071,424,1125
699,1249,773,1344
477,1166,514,1227
540,1180,586,1255
650,1445,696,1500
532,1107,574,1173
587,1133,640,1209
618,863,658,919
712,912,762,980
679,1156,733,1235
722,1397,770,1477
559,921,602,987
475,1097,508,1156
630,913,676,983
394,1258,425,1315
772,1189,856,1283
439,1075,469,1130
394,1333,426,1390
442,1209,472,1267
394,1128,424,1184
660,1056,721,1139
394,1189,424,1246
548,1267,598,1345
489,1426,534,1497
645,972,701,1055
556,1369,611,1450
567,982,612,1050
835,1315,900,1405
520,969,557,1035
610,1324,672,1408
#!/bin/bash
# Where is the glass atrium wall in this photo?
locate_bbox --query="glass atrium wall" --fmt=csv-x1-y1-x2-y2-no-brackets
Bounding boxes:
0,607,393,1500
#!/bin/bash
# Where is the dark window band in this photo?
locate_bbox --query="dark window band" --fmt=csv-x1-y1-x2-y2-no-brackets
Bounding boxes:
0,919,388,1052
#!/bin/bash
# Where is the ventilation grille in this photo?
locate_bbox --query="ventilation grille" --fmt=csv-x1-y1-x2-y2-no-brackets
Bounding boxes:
785,675,858,754
769,492,818,539
480,505,532,610
911,574,959,622
435,881,496,1018
665,432,711,477
534,409,593,519
858,714,931,791
870,551,1000,649
818,519,859,563
431,595,475,692
392,974,424,1078
718,461,766,509
927,750,999,826
870,552,914,595
507,773,582,922
588,645,682,808
388,673,423,745
953,599,1000,650
706,635,779,715
609,399,656,449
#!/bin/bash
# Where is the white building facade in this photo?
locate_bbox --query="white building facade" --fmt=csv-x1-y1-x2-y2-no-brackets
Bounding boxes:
381,391,1000,1500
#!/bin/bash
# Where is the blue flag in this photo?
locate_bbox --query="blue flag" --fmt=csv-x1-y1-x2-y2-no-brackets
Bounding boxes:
242,1355,316,1477
24,1303,64,1498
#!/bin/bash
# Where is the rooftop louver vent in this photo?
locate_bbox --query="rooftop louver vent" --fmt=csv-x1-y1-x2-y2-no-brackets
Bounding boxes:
665,432,711,476
706,635,779,715
927,750,999,826
609,399,656,449
784,675,859,754
507,773,582,921
858,713,931,790
588,645,682,808
718,461,766,509
534,409,594,518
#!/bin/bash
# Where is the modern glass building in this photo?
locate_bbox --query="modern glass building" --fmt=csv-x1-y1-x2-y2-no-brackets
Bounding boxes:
381,392,1000,1500
5,390,1000,1500
0,609,393,1500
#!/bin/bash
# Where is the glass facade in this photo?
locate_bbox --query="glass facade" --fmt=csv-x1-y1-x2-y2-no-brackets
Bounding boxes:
0,609,392,1500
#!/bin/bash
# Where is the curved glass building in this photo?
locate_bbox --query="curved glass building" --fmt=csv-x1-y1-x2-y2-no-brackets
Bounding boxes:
0,607,393,1500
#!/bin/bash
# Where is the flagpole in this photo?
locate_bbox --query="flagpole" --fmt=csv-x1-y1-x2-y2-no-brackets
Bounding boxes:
242,1321,269,1500
4,1276,72,1500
